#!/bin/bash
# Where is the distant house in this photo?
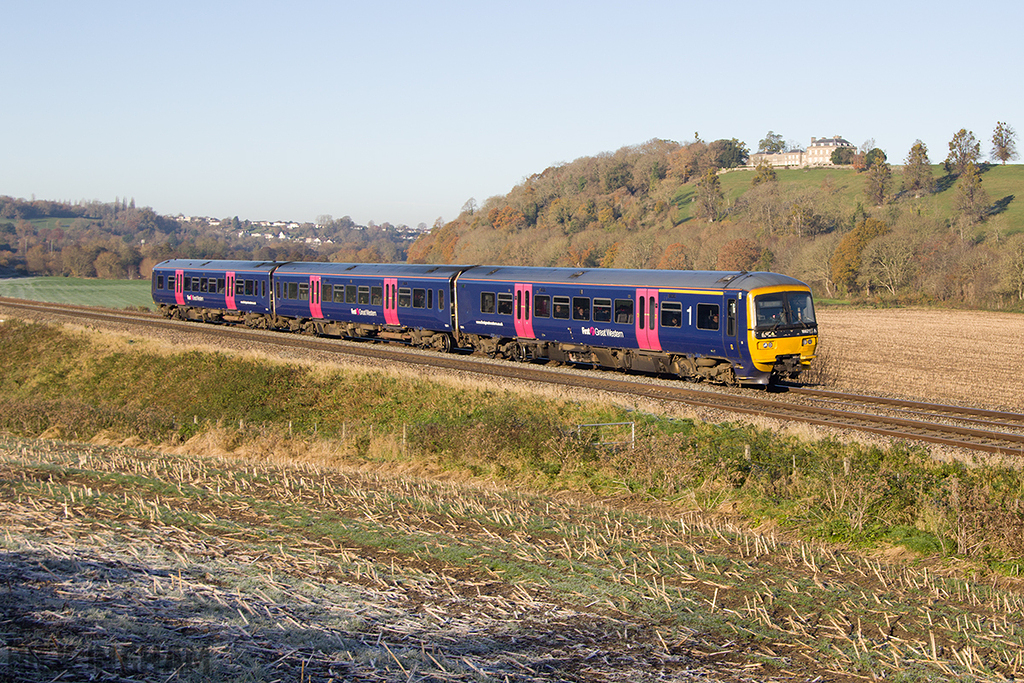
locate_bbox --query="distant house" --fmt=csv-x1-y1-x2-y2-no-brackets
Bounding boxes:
748,135,855,168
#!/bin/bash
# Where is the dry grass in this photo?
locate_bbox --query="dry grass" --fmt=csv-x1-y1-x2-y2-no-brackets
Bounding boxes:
814,307,1024,409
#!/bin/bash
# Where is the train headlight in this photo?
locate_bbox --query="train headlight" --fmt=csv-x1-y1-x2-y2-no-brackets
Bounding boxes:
802,337,815,346
758,341,774,350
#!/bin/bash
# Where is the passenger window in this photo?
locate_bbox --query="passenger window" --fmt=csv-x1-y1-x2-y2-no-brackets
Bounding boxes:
217,278,225,294
371,286,383,306
480,292,495,314
346,285,357,304
334,286,345,303
593,298,612,323
413,288,426,308
497,292,513,315
246,280,255,296
191,278,200,291
288,282,298,299
572,297,590,321
398,287,411,307
428,289,433,309
261,281,266,298
297,283,308,300
727,299,736,336
696,304,720,331
199,279,208,293
157,275,164,289
358,286,370,305
438,289,445,310
614,299,633,324
236,280,245,296
534,294,550,318
552,296,570,319
661,301,682,328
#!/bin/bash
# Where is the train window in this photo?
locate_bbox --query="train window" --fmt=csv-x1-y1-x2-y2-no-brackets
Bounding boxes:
614,299,633,324
593,298,612,323
262,281,266,298
236,280,244,295
156,275,164,289
297,283,308,300
346,285,357,304
322,283,331,303
788,292,815,324
552,296,570,319
398,287,411,307
428,289,433,309
199,279,208,293
661,301,682,328
497,292,513,316
727,299,737,336
572,297,590,321
288,282,298,299
438,289,444,310
217,278,225,294
372,286,383,306
534,294,550,318
480,292,495,314
358,286,370,305
754,294,785,326
333,285,344,303
413,288,426,308
192,278,200,292
696,304,720,331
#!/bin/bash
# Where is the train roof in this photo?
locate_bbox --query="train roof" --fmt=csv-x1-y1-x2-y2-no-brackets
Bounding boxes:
458,266,809,292
153,259,282,274
273,262,470,278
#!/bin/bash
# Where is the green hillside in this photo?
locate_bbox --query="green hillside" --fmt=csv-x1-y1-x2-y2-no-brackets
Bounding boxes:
409,140,1024,311
0,277,153,309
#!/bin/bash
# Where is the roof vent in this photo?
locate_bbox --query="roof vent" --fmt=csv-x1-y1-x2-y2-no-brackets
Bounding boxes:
569,271,586,278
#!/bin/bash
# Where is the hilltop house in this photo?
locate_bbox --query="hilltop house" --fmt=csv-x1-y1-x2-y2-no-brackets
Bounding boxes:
748,135,855,168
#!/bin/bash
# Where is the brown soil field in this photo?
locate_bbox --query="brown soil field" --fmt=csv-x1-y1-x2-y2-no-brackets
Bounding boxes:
815,307,1024,411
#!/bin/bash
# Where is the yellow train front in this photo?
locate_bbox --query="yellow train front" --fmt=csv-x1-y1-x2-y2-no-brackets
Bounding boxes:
743,281,818,384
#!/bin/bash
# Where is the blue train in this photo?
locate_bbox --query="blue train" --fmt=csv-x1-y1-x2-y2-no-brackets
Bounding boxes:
151,259,817,385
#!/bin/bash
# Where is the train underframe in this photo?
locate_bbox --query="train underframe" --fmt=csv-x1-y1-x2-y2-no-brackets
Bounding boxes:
160,304,801,385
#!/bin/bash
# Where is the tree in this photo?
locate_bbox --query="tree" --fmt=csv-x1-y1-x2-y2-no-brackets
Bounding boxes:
830,217,890,293
902,141,933,198
831,147,855,165
693,169,725,222
758,131,785,154
863,148,887,170
945,129,981,176
953,161,990,231
991,121,1018,165
862,232,916,295
865,160,892,206
751,162,777,186
1000,233,1024,301
705,138,749,169
716,238,761,271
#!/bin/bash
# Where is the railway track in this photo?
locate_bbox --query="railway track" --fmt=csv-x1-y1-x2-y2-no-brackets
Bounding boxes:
4,297,1024,457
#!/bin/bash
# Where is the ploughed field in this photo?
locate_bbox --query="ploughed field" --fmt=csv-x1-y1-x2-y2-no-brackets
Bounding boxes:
815,307,1024,410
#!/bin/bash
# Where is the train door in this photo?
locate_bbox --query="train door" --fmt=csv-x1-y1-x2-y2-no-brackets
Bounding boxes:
383,277,399,325
174,270,185,305
724,297,740,360
514,283,535,338
309,275,323,318
635,288,661,351
225,272,237,310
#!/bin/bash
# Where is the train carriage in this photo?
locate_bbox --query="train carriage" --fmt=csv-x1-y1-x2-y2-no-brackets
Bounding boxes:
453,266,816,385
151,259,275,324
272,262,464,350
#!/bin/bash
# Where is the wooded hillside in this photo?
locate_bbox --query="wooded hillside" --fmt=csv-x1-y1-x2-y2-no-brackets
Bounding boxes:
409,138,1024,310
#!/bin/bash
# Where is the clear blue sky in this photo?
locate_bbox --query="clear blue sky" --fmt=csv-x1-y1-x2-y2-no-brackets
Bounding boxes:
4,1,1021,229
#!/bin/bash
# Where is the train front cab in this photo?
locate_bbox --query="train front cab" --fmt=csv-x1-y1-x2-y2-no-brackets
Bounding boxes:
745,285,818,383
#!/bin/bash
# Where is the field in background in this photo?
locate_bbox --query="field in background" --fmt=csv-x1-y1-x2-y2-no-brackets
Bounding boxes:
0,276,152,309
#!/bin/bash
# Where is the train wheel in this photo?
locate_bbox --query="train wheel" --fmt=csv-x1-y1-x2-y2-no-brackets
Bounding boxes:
509,342,528,363
435,334,453,353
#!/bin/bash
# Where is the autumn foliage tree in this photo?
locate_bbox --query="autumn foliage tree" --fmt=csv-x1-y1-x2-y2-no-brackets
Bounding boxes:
830,217,891,294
